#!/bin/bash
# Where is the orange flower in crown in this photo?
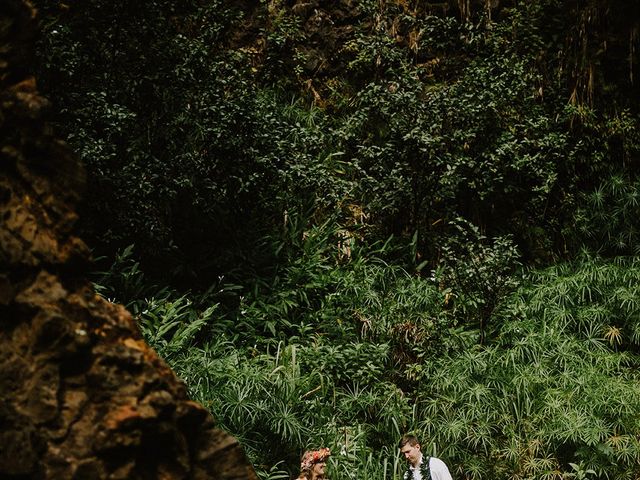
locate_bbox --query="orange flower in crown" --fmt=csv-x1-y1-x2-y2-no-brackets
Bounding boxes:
300,448,331,471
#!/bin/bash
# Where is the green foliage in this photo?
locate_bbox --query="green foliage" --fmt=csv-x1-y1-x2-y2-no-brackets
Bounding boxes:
42,0,640,478
94,240,640,479
410,258,640,479
436,218,521,343
574,173,640,256
92,245,159,311
35,0,271,280
566,462,597,480
518,256,640,350
35,0,640,281
139,295,215,362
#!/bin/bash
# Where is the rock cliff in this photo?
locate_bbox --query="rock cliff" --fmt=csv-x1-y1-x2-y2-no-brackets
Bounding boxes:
0,1,257,478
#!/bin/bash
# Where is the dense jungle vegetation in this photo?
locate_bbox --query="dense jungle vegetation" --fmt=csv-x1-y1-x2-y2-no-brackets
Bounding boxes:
33,0,640,478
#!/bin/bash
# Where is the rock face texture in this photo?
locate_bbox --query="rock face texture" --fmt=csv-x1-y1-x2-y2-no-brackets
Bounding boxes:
0,1,257,479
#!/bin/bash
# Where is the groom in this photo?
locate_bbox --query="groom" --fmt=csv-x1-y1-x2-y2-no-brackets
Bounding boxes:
399,434,453,480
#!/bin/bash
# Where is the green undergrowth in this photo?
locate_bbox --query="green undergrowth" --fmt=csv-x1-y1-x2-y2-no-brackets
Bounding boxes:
94,239,640,479
42,0,640,477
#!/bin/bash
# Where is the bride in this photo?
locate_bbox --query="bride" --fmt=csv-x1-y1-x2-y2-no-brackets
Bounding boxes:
296,448,331,480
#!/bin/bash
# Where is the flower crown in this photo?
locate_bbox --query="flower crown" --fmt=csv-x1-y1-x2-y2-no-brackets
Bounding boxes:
300,448,331,471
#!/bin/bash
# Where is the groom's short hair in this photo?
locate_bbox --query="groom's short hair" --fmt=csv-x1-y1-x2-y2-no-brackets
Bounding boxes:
398,434,420,448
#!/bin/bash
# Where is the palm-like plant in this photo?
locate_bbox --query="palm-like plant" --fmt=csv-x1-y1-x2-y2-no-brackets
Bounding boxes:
409,258,640,479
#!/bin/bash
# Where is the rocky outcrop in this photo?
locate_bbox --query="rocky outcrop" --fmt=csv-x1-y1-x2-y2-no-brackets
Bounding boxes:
0,1,257,478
